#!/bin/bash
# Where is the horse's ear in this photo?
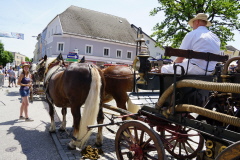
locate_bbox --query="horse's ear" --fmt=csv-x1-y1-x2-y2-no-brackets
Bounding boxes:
80,56,85,63
44,55,47,61
57,53,64,61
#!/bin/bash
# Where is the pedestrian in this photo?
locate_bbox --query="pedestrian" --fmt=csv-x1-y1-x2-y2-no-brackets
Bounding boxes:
17,62,34,121
18,68,23,78
7,66,14,87
0,66,3,75
161,13,221,75
10,67,17,87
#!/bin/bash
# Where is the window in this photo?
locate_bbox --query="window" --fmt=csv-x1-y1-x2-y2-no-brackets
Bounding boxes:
146,40,150,44
116,50,122,58
103,48,110,57
57,42,64,52
127,51,132,59
86,45,93,54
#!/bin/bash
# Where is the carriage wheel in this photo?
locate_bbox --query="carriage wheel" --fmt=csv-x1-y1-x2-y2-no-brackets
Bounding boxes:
115,120,165,160
160,115,204,159
215,141,240,160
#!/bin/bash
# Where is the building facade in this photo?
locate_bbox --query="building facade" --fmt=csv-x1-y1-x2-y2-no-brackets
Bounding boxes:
12,52,25,67
33,6,163,65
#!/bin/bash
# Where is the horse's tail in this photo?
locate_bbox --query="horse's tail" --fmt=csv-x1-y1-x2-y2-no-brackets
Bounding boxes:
76,66,102,148
126,97,141,120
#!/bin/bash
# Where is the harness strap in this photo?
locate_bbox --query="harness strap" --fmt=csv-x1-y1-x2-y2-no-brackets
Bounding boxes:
44,66,66,105
104,74,134,79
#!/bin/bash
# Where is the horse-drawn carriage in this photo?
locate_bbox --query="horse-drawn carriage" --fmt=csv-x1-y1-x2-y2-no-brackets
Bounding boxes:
32,38,240,159
98,46,240,160
29,63,45,102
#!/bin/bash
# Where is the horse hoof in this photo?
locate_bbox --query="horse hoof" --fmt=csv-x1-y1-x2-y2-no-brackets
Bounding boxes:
67,143,76,150
95,142,102,147
49,130,56,133
58,127,65,132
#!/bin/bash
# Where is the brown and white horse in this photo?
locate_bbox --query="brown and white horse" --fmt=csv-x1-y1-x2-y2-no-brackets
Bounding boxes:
36,55,105,149
102,65,140,116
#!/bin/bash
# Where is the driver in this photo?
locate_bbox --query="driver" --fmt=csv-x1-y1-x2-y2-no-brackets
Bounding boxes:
161,13,221,75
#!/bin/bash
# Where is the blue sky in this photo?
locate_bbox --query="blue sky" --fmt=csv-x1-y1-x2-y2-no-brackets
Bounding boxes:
0,0,239,58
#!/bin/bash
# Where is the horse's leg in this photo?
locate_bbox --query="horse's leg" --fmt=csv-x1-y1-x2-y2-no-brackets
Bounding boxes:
95,106,104,147
68,105,81,150
47,100,56,133
114,93,140,120
59,107,67,131
113,92,128,120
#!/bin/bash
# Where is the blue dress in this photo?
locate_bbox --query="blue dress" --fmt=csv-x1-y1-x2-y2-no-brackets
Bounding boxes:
19,75,31,97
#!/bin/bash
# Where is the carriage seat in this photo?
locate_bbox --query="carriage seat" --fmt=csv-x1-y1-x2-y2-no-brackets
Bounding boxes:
160,47,229,89
164,46,228,74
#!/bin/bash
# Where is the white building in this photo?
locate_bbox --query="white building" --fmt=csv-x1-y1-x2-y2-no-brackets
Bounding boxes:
33,6,164,65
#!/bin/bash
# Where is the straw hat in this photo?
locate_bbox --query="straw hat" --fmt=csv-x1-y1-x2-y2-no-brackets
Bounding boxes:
21,62,30,68
188,13,211,27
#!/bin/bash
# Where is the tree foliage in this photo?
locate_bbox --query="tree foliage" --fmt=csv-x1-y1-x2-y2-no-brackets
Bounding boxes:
25,57,31,62
0,41,14,66
150,0,240,49
0,51,14,67
0,42,5,66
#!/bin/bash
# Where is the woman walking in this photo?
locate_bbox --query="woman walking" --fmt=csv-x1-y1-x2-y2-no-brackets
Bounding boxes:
17,63,33,121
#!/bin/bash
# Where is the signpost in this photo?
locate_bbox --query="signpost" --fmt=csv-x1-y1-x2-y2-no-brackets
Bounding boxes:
66,52,79,62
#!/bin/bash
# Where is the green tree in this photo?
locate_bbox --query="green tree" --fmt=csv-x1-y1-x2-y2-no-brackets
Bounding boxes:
150,0,240,49
0,41,4,65
1,51,14,67
25,57,31,62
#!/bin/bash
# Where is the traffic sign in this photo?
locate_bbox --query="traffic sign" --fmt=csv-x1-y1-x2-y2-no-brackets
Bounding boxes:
67,52,79,59
66,58,78,62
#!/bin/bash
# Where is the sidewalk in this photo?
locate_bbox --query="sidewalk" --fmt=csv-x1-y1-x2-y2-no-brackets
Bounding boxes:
0,79,61,160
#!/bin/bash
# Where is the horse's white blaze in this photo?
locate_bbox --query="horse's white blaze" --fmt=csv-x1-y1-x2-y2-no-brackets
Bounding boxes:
75,67,102,148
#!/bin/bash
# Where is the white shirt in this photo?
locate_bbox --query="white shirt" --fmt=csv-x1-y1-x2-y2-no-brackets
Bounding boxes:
180,26,221,71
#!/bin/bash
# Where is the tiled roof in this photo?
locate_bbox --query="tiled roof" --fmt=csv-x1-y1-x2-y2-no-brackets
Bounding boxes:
226,45,239,51
59,6,137,44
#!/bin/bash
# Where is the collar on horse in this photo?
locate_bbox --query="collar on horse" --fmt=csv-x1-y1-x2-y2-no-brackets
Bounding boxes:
44,58,65,76
44,59,66,105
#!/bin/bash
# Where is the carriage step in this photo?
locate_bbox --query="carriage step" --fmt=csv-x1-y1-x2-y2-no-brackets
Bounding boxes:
128,92,159,106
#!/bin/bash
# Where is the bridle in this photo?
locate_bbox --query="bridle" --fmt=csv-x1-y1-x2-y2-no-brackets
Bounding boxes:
36,59,46,82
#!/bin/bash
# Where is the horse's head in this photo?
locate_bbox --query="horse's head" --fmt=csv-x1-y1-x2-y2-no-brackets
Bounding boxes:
29,63,37,73
34,56,48,82
35,54,65,82
29,63,38,82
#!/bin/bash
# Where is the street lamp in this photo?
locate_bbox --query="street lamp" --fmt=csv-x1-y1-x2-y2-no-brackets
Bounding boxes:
134,27,150,85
